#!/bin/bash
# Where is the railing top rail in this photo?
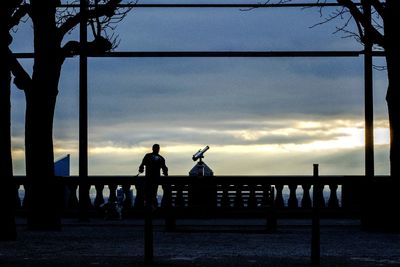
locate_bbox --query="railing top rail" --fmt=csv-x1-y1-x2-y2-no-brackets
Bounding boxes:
14,175,393,186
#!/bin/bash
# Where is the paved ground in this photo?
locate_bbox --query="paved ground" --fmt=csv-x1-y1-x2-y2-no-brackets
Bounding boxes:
1,218,399,266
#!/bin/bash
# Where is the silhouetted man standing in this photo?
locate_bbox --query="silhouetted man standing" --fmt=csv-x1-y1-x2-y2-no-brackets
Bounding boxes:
138,144,168,208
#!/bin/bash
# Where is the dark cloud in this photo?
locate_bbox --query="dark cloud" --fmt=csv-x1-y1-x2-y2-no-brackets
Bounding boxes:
82,57,367,130
118,5,360,51
9,3,390,175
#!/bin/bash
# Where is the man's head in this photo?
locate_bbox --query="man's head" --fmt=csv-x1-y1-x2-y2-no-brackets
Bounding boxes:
152,144,160,154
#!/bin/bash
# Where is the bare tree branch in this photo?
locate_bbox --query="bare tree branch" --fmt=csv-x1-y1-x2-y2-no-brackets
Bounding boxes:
2,1,32,91
310,6,348,29
370,0,385,18
8,4,30,30
337,0,384,46
61,35,112,59
57,0,126,38
6,48,32,91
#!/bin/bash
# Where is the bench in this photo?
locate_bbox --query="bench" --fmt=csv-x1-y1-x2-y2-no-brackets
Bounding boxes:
159,177,277,232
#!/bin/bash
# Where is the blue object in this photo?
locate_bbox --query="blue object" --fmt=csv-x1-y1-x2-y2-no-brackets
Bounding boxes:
54,154,70,176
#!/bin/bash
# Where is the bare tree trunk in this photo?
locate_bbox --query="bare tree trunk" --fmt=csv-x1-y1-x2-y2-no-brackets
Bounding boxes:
367,0,400,231
0,48,17,241
25,1,62,230
25,85,62,230
386,56,400,177
0,10,17,241
384,0,400,177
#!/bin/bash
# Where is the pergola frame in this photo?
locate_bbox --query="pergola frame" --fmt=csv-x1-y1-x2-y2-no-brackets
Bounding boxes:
13,1,380,178
10,2,382,264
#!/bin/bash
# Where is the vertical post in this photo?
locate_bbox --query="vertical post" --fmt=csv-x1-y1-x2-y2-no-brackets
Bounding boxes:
144,176,154,266
79,0,89,221
341,18,374,207
363,1,374,177
311,164,320,267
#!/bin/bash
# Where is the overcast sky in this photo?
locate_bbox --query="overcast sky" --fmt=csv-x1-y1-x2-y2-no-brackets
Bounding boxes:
10,1,390,175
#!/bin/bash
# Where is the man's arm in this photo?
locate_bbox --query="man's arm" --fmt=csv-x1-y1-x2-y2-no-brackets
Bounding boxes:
161,158,168,176
138,154,148,173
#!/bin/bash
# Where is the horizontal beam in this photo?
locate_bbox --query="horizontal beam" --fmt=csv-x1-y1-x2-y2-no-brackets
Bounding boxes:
14,50,385,59
95,51,363,58
59,3,347,8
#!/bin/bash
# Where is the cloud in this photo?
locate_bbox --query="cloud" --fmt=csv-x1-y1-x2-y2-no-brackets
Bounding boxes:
80,142,389,176
9,3,390,176
45,117,390,175
118,4,361,51
84,57,368,126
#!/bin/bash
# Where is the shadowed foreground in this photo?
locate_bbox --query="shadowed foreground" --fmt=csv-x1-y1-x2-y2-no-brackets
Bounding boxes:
1,218,399,267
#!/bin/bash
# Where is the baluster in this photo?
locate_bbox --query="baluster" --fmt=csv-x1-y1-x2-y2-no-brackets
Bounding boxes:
301,184,312,209
319,185,326,208
183,185,190,207
288,184,298,208
228,185,235,207
22,184,29,209
122,184,133,209
161,184,172,208
234,184,244,208
163,183,175,231
108,184,117,203
313,184,326,208
215,184,221,207
269,185,275,206
67,184,79,209
210,183,218,208
169,184,176,207
275,184,284,208
94,184,105,209
220,185,230,208
187,184,194,206
153,184,160,208
175,185,184,207
261,184,272,207
188,183,197,206
241,184,248,207
248,184,257,208
16,185,21,209
328,184,339,208
134,181,144,209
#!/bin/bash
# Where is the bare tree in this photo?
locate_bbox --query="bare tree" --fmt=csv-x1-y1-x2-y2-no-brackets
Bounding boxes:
7,0,133,229
0,1,23,240
282,0,398,176
0,0,31,240
282,0,399,229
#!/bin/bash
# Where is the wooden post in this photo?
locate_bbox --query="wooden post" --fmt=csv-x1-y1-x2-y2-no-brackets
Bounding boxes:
79,0,90,221
144,176,154,266
359,0,376,231
311,164,320,267
363,1,374,177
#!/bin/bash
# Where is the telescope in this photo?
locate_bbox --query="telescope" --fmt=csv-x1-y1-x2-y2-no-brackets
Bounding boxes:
192,145,210,161
189,145,213,176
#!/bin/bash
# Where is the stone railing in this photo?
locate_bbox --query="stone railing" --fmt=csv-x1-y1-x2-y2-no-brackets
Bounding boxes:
14,174,389,219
